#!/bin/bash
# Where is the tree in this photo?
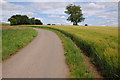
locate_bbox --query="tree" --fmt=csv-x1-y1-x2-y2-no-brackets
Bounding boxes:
8,14,43,25
8,18,17,25
29,18,35,25
35,19,43,25
8,15,29,25
85,24,88,26
65,4,85,25
47,24,51,25
21,15,29,25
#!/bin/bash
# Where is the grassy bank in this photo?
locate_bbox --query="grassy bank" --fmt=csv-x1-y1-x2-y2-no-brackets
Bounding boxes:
2,28,37,60
26,25,118,78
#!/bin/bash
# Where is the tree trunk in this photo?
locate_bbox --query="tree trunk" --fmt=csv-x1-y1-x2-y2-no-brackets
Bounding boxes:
73,22,78,25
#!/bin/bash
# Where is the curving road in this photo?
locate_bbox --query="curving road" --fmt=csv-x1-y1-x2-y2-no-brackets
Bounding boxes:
2,28,69,78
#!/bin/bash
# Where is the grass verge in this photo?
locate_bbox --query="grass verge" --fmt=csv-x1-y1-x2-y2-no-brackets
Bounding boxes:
2,28,37,60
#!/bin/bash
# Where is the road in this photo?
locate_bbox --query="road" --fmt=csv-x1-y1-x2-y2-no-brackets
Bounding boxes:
2,28,69,78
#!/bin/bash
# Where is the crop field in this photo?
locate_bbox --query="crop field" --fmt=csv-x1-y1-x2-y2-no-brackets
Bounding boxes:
2,28,37,60
28,25,119,77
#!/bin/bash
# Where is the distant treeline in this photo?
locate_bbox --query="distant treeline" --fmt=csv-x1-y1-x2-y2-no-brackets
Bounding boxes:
8,15,43,25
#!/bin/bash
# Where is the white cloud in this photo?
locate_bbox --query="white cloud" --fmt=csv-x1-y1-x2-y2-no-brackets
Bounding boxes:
0,0,38,22
48,15,66,19
28,2,71,10
4,0,120,2
1,0,23,11
1,9,36,19
1,11,36,23
96,11,118,20
80,2,118,17
86,3,105,9
42,8,65,14
0,0,6,3
48,15,59,18
25,2,72,15
35,17,43,22
17,12,36,17
0,1,37,22
60,16,66,18
77,2,118,26
75,3,106,18
1,1,118,26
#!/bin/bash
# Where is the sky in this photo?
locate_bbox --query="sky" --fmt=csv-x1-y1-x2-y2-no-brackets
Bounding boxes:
0,0,119,26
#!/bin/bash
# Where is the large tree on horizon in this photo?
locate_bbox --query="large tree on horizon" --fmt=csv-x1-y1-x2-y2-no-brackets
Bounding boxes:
65,4,85,25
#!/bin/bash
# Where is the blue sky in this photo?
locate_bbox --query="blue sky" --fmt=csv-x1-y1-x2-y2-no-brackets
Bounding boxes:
0,0,119,26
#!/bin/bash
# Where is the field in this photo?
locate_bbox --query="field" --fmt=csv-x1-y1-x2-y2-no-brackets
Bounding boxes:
0,22,10,26
2,28,37,60
26,25,119,78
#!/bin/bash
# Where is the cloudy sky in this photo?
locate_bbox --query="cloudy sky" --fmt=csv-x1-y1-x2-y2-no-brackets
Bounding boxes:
0,0,119,26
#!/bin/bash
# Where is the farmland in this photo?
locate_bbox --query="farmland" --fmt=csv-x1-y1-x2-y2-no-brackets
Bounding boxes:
1,1,118,78
2,28,37,60
27,25,119,78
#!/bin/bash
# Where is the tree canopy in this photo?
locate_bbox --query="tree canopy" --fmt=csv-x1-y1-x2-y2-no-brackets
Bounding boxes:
8,15,43,25
65,4,85,25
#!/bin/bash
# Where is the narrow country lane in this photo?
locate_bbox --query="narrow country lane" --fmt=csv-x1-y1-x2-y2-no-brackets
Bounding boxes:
2,28,69,78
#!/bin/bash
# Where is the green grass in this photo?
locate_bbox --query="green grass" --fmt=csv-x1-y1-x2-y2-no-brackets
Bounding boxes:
25,25,119,78
0,29,2,61
35,27,93,78
0,22,10,26
2,28,37,60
